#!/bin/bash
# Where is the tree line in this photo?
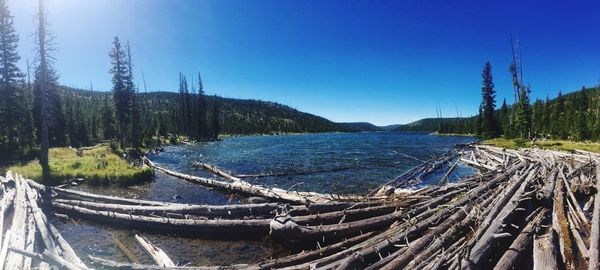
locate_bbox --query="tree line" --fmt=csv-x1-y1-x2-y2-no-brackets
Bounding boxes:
440,39,600,142
0,0,347,167
0,0,221,166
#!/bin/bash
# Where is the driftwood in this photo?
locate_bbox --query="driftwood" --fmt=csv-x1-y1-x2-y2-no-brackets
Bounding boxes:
53,202,271,234
8,247,84,270
135,234,176,267
493,209,545,270
533,229,559,270
4,144,600,270
146,158,364,204
589,163,600,270
88,255,255,270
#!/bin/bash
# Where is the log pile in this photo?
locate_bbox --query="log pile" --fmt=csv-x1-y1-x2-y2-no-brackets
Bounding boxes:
254,145,600,269
3,144,600,270
0,172,88,270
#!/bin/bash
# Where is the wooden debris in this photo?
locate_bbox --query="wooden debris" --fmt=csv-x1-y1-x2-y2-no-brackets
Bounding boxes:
135,234,176,267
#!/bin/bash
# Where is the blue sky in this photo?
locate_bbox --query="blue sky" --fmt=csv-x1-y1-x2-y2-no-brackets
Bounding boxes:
9,0,600,125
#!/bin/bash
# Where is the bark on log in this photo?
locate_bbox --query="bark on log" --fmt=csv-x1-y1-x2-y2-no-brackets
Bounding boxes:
88,255,255,270
53,202,271,234
588,163,600,270
533,229,559,270
493,209,545,270
464,164,537,268
8,247,84,270
380,204,475,270
135,234,175,267
147,158,345,204
5,174,29,270
54,199,281,218
258,232,374,269
553,168,576,270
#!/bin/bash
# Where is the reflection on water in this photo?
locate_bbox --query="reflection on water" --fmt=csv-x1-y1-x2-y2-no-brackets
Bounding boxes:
53,132,475,268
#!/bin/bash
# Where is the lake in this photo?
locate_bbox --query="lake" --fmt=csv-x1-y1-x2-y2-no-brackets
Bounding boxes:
54,132,476,267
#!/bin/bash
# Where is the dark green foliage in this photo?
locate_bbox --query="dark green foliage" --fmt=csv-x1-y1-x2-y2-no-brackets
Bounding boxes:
0,0,33,159
211,98,220,140
479,62,499,138
33,67,67,147
195,73,208,140
430,86,600,142
109,37,130,147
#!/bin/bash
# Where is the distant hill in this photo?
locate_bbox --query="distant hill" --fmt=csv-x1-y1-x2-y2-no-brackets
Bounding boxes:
58,87,353,135
337,122,383,132
379,124,403,131
393,118,470,132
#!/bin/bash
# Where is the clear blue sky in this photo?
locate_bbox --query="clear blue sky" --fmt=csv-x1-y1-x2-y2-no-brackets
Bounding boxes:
10,0,600,125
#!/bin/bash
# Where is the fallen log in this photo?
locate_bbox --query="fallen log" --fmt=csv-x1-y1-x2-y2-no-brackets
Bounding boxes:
135,234,176,267
88,255,256,270
53,199,281,218
194,162,242,182
493,209,545,270
258,232,374,269
464,164,537,268
5,174,29,270
27,179,173,206
553,167,577,270
380,204,476,270
270,188,466,241
533,229,559,270
8,247,84,270
53,202,271,235
146,158,343,204
588,163,600,270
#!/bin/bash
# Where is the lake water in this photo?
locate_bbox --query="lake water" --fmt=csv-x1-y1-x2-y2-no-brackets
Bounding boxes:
54,132,476,268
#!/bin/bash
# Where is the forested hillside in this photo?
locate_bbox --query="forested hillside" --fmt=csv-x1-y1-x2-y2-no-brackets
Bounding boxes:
401,86,600,141
393,118,474,133
60,87,348,140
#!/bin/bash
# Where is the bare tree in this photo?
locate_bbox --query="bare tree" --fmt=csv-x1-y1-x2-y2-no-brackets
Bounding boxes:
37,0,50,183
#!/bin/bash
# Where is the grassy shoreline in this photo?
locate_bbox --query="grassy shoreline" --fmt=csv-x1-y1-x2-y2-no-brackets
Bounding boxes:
8,145,153,186
481,138,600,154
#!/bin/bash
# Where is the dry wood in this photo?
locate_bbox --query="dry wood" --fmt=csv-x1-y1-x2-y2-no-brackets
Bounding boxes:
194,162,242,181
135,234,175,267
464,164,537,268
146,158,345,204
54,198,281,218
53,202,271,234
533,229,559,270
8,247,84,270
258,232,374,269
5,174,29,270
553,168,576,270
112,233,141,264
88,255,255,270
380,204,475,269
493,209,545,270
588,163,600,270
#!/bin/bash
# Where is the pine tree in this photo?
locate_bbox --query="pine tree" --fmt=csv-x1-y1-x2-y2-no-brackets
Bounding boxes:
109,37,130,147
131,86,141,148
499,98,510,136
479,62,498,138
196,73,208,140
211,98,220,140
0,0,30,158
101,96,116,140
178,73,185,135
33,67,67,147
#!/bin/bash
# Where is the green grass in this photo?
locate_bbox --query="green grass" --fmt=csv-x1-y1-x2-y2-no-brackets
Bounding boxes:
482,138,600,154
8,145,153,186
